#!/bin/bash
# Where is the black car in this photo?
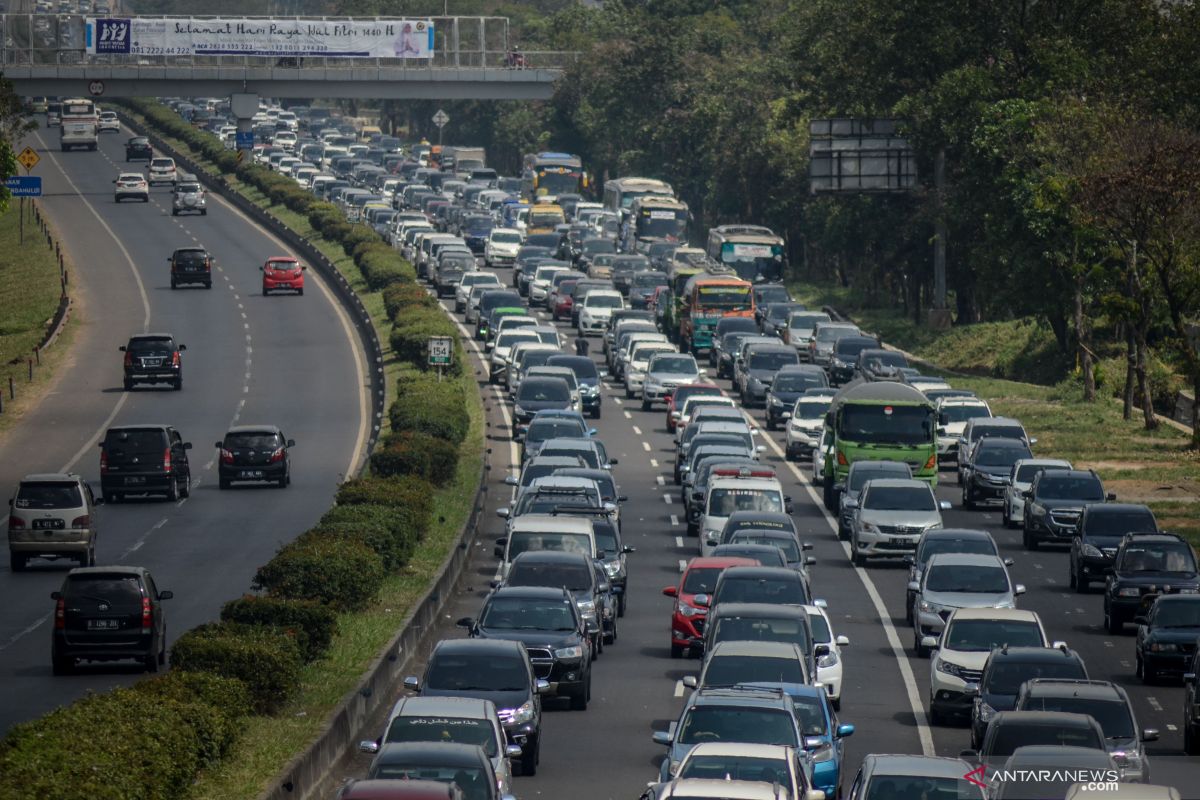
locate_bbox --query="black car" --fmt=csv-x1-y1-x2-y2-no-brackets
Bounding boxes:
967,710,1105,765
99,424,192,502
709,565,812,609
215,426,294,489
610,255,650,295
904,528,1005,624
962,438,1032,509
967,645,1089,750
458,586,592,710
736,344,800,407
124,136,152,161
50,566,173,674
628,270,669,310
836,460,912,539
828,335,883,385
546,355,601,419
362,742,500,799
708,316,759,366
1136,594,1200,683
513,246,554,291
759,302,805,338
855,348,910,382
1069,503,1158,592
434,260,469,298
120,333,186,391
168,246,214,289
502,551,613,652
405,638,547,776
475,290,523,340
752,284,791,325
590,517,634,617
1104,532,1200,634
764,365,828,430
512,377,574,439
1022,469,1111,550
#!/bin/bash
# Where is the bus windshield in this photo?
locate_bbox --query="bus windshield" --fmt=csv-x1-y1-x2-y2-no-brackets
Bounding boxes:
720,242,785,283
839,404,933,447
696,286,752,309
535,166,582,197
636,209,687,241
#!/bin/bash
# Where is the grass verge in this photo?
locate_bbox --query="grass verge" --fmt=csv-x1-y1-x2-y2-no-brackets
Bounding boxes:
0,202,74,437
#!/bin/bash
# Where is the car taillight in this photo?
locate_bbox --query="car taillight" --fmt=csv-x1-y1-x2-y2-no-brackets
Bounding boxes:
55,597,65,629
141,597,152,632
70,515,89,529
837,451,848,466
269,447,285,463
123,352,133,368
924,453,937,471
172,352,181,367
162,447,172,473
219,448,234,465
100,448,108,475
8,516,24,530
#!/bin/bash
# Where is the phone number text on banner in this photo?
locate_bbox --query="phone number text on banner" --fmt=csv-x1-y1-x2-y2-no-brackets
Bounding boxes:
86,17,435,58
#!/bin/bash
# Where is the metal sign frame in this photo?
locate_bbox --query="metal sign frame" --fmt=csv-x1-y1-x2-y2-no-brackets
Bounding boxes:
809,118,916,195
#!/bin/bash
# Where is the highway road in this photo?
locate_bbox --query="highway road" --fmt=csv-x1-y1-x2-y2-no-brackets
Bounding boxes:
323,260,1197,798
0,119,368,733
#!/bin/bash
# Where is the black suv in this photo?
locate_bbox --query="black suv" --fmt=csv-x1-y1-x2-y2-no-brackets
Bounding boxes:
855,348,909,382
99,424,192,503
1069,503,1158,592
215,426,294,489
828,334,882,385
405,638,547,776
1022,468,1111,550
458,585,592,711
120,333,186,391
168,246,214,289
967,645,1089,749
709,566,812,608
502,551,613,653
962,438,1032,510
1104,532,1200,634
50,566,173,674
1135,594,1200,683
124,136,152,161
1184,651,1200,753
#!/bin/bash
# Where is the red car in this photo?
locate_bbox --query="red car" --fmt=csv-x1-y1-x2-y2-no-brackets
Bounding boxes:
552,279,579,320
260,256,307,296
666,383,724,432
663,556,758,658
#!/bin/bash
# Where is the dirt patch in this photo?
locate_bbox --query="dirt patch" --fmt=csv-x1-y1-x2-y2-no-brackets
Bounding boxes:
1080,461,1156,471
1108,478,1200,504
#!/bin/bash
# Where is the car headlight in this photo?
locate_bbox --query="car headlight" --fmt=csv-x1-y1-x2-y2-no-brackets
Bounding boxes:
512,699,535,724
1118,586,1141,597
603,560,621,578
978,702,996,723
677,602,704,617
554,645,584,659
808,741,835,762
992,599,1015,609
817,650,839,668
769,396,784,406
861,521,879,533
935,658,963,678
577,599,595,614
1082,543,1104,558
1113,750,1142,771
1149,641,1179,652
513,406,527,417
703,529,720,542
1179,587,1200,594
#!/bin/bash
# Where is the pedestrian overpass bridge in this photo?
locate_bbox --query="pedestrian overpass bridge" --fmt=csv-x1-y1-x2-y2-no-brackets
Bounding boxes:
0,13,571,100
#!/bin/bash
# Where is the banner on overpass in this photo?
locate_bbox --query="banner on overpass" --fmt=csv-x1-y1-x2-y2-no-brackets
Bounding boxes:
85,17,435,59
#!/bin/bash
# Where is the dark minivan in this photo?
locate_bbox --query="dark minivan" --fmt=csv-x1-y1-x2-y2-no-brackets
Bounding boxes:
216,425,294,489
51,566,173,674
168,246,214,289
99,424,192,503
120,333,186,391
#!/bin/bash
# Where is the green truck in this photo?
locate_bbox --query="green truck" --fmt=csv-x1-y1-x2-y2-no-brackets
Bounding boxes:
821,381,938,510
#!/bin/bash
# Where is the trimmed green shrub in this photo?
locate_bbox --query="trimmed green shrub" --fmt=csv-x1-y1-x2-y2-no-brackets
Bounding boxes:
341,226,379,257
383,281,437,319
320,501,431,552
389,375,470,442
361,249,417,289
389,306,460,368
323,220,354,243
302,519,413,571
171,622,303,714
134,671,252,762
371,430,460,486
221,595,337,662
253,535,385,611
335,474,436,520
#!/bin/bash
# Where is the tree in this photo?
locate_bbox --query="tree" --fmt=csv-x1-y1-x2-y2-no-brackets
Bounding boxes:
0,73,35,214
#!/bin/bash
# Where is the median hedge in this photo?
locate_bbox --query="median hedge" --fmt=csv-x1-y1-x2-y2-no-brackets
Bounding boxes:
371,430,461,486
389,374,471,443
171,622,303,714
221,595,337,663
253,534,386,612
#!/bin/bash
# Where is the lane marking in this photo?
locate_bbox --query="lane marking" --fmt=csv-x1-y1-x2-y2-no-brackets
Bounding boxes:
1147,696,1163,712
643,442,652,452
632,425,643,435
678,559,687,572
624,411,632,420
675,536,684,548
650,458,659,468
663,494,673,504
657,475,665,486
670,515,680,527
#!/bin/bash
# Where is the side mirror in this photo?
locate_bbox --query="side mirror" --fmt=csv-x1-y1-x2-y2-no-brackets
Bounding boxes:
505,743,523,758
756,445,766,453
782,412,792,419
1185,672,1196,685
698,369,708,377
182,443,192,450
652,730,672,746
920,635,939,651
623,545,636,553
456,616,475,628
214,441,223,449
496,508,511,519
1029,437,1038,445
907,581,920,593
118,345,127,352
813,598,828,609
835,634,850,646
844,498,859,509
801,542,814,551
903,555,915,566
682,675,698,689
1134,614,1148,625
705,537,718,547
618,495,629,502
535,678,551,694
814,644,830,658
286,439,296,448
836,723,855,739
939,500,952,510
1013,584,1026,596
1051,640,1069,651
1142,728,1159,742
805,556,817,566
403,676,420,691
803,736,825,751
504,475,518,486
609,458,619,466
1106,492,1117,501
662,586,678,598
937,427,947,436
359,739,381,754
177,344,187,351
157,590,174,600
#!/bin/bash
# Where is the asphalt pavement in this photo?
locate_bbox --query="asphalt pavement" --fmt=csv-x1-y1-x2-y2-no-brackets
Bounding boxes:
0,120,368,733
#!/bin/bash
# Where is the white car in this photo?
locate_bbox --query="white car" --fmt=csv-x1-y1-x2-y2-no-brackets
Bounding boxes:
805,603,849,710
624,342,676,399
97,111,120,133
785,390,836,461
529,264,567,304
455,271,502,314
489,329,540,384
699,471,785,556
811,428,832,486
1002,457,1073,528
936,397,992,462
273,130,298,151
113,172,149,202
925,607,1057,725
673,396,739,445
577,289,625,336
147,157,177,186
484,227,522,267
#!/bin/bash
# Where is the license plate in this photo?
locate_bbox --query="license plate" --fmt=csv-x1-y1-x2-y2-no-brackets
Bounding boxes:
894,537,914,546
32,519,64,529
87,619,119,630
124,476,146,485
142,359,163,367
239,470,263,478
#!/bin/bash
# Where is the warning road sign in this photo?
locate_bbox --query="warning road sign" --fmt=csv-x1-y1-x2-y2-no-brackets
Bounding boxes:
17,147,40,172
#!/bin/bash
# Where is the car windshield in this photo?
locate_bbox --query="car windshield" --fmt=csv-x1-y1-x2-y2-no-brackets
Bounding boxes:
586,294,622,308
986,661,1086,694
1118,542,1196,573
65,574,142,604
977,444,1031,467
593,526,618,556
633,346,671,363
517,380,570,403
863,352,907,369
518,463,568,487
677,707,798,747
713,616,810,650
176,183,201,193
774,374,824,393
945,620,1044,652
173,251,208,266
864,486,935,511
679,755,790,785
920,538,995,565
526,421,586,443
481,596,576,631
508,532,592,558
848,466,910,492
651,356,697,374
789,314,829,331
548,358,598,381
987,723,1100,758
506,562,592,591
707,489,784,516
866,777,975,800
926,565,1008,594
1154,599,1200,627
497,331,538,349
1023,697,1135,740
224,432,283,449
1015,464,1063,483
370,765,491,800
104,429,164,455
703,655,805,687
941,404,991,424
14,482,82,509
682,567,723,594
839,404,933,446
716,576,808,605
151,159,173,168
731,535,800,561
816,326,857,343
539,446,600,469
514,488,599,516
749,352,798,370
384,717,497,758
634,273,668,288
1037,475,1105,501
1083,510,1156,538
974,425,1026,441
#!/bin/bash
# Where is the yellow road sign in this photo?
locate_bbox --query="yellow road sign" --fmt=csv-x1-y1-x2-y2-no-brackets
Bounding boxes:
17,147,40,172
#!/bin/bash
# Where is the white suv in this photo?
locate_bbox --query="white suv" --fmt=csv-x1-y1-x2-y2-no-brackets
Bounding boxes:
700,468,786,555
484,227,523,267
935,397,992,462
147,157,177,186
578,290,625,336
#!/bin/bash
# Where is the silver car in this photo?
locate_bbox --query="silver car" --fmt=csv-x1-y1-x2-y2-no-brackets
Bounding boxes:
849,478,949,566
643,352,703,410
909,552,1024,656
847,754,986,800
171,181,206,216
809,322,860,367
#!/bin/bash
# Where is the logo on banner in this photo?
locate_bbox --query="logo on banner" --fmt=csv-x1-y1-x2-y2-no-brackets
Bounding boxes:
94,19,132,53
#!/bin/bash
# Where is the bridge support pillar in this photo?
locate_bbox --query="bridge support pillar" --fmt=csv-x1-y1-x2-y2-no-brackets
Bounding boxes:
230,92,259,167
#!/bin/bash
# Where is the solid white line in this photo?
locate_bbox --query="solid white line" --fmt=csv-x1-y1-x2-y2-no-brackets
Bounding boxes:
755,413,936,756
678,559,687,572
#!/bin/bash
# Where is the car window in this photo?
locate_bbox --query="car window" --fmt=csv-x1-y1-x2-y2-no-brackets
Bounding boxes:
1118,541,1196,572
677,706,797,747
1037,475,1104,501
224,432,283,449
14,482,82,509
704,654,805,686
925,564,1008,593
864,486,935,511
985,660,1086,694
717,576,808,605
425,654,529,692
65,574,142,605
172,251,208,266
127,337,175,352
944,620,1043,652
988,722,1101,758
384,716,498,758
481,596,576,631
104,429,166,453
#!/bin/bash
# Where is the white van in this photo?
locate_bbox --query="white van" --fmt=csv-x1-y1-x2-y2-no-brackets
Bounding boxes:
493,515,596,581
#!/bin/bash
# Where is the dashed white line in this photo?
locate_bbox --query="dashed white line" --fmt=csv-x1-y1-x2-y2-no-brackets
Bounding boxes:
663,494,673,504
675,536,684,548
656,475,665,486
678,559,687,572
650,459,659,468
632,426,643,435
643,442,652,452
623,411,632,420
670,515,680,527
1147,696,1163,712
674,680,685,698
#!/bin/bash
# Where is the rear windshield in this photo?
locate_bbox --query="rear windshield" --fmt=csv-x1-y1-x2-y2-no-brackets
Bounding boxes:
926,564,1008,593
713,615,809,649
1037,475,1104,501
864,486,935,511
425,654,528,692
517,380,570,402
104,429,165,452
977,444,1031,466
749,351,798,370
794,399,832,419
506,562,592,590
633,273,668,287
682,567,723,594
773,373,825,392
985,660,1087,694
919,537,995,565
678,707,797,747
65,574,142,602
1084,509,1156,537
14,482,82,509
151,159,174,168
176,184,201,193
173,251,208,266
987,722,1100,758
704,654,805,686
941,404,991,424
225,432,283,449
716,576,808,605
384,716,497,758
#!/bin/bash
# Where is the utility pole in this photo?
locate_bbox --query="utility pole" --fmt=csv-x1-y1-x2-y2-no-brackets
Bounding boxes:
928,148,951,330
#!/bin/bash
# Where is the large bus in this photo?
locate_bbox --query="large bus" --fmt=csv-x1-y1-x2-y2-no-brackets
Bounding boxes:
624,195,689,254
522,152,586,201
821,381,938,510
678,272,753,352
602,177,674,221
59,98,99,151
706,224,787,284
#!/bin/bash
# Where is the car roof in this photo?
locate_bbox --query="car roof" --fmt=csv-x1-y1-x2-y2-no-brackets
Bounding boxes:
66,566,147,578
491,584,575,601
921,528,993,542
1006,744,1115,765
1021,679,1124,701
128,332,177,340
730,528,796,542
1084,503,1153,515
19,473,79,483
720,566,804,581
686,556,760,571
990,710,1098,729
949,607,1040,622
688,686,793,707
661,779,786,800
509,514,593,533
972,416,1025,428
391,695,494,720
340,779,461,800
726,511,795,525
225,425,282,435
709,602,808,620
374,741,486,766
509,550,592,567
925,552,1006,569
863,478,931,490
863,754,976,779
433,638,525,657
988,646,1081,663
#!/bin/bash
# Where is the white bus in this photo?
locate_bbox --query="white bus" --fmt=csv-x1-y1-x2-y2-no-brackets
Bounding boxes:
59,98,99,152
